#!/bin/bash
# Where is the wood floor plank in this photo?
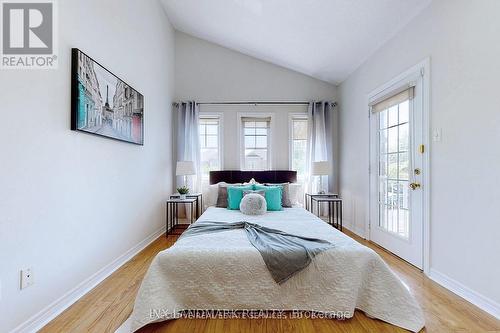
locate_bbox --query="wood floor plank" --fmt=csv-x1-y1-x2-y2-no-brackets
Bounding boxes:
39,229,500,333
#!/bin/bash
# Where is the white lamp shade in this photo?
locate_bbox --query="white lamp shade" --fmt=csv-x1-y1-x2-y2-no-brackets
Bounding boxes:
311,161,330,175
176,161,195,176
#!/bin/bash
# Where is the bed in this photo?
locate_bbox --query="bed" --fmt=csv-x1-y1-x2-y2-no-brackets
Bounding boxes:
128,171,424,332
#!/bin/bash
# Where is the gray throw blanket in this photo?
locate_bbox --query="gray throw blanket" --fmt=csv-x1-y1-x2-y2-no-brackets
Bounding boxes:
180,221,334,284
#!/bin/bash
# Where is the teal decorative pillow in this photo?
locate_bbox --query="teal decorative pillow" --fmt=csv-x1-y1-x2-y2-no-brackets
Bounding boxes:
254,185,283,211
227,185,253,210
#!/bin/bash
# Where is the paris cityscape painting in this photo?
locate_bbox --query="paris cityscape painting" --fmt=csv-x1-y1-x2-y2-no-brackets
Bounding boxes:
71,49,144,145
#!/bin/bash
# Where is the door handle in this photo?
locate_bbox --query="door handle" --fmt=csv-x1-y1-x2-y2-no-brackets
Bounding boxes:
409,182,421,190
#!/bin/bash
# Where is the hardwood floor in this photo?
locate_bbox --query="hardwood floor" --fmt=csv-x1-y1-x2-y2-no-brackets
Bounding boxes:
40,227,500,333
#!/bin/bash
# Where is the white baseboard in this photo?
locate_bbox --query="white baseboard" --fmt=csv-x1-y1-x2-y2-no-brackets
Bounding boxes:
11,226,166,333
429,268,500,320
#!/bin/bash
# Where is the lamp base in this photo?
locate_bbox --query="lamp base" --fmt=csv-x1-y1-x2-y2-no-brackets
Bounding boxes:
317,176,326,195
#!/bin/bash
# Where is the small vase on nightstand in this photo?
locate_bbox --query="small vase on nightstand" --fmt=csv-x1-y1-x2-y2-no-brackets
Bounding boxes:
177,185,189,201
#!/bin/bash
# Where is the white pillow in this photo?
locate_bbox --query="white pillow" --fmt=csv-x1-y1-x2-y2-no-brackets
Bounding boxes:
240,193,267,215
288,183,302,206
204,183,220,208
243,178,259,186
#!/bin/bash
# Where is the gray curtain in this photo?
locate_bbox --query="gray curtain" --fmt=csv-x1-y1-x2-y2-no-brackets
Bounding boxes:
175,101,201,192
306,101,334,193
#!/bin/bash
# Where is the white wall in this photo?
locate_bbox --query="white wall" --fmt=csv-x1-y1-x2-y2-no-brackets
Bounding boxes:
174,32,338,188
0,1,175,332
339,0,500,309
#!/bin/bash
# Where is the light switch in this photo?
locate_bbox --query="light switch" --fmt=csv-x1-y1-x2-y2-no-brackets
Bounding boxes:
20,268,34,290
432,128,442,142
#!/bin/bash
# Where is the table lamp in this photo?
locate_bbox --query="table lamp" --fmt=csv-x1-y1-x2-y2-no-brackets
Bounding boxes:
176,161,195,198
312,161,329,194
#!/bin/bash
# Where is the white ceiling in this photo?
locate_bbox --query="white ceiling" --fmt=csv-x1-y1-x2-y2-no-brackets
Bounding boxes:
161,0,431,84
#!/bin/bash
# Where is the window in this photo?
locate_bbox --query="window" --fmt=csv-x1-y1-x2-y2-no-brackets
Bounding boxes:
199,116,221,186
241,117,270,170
377,95,411,239
290,116,308,183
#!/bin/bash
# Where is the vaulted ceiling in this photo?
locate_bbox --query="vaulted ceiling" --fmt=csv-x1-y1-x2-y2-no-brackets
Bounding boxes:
161,0,432,84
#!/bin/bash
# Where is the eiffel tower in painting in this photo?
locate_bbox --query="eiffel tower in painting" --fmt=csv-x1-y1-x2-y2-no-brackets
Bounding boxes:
102,85,114,125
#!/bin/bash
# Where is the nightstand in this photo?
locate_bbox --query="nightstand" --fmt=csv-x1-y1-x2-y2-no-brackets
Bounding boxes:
311,197,343,231
165,198,197,236
169,192,203,218
305,193,339,213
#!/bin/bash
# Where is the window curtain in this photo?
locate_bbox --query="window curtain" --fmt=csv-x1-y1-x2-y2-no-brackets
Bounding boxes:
175,101,201,193
306,101,333,194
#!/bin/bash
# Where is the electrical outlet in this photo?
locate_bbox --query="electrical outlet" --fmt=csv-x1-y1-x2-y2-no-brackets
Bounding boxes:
20,268,34,290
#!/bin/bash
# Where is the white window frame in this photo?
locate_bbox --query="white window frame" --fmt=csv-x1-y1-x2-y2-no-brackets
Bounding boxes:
237,112,275,170
288,112,308,172
199,112,224,180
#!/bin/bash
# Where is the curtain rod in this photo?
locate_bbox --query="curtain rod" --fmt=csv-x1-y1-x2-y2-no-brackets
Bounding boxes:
172,101,337,107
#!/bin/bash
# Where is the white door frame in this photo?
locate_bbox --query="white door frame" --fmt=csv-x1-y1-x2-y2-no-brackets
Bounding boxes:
367,58,431,275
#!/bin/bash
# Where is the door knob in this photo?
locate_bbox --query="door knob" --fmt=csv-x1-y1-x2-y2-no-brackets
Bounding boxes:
409,182,421,190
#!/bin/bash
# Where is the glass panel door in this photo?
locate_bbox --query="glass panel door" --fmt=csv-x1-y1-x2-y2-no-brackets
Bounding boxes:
378,101,410,239
370,76,424,270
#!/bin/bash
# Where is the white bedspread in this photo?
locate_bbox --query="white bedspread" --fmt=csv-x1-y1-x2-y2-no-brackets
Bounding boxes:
129,207,425,332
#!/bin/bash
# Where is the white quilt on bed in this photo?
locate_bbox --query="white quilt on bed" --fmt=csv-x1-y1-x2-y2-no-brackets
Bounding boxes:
129,207,425,332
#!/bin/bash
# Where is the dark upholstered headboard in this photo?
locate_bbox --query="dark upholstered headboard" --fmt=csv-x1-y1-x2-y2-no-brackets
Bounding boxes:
209,170,297,185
